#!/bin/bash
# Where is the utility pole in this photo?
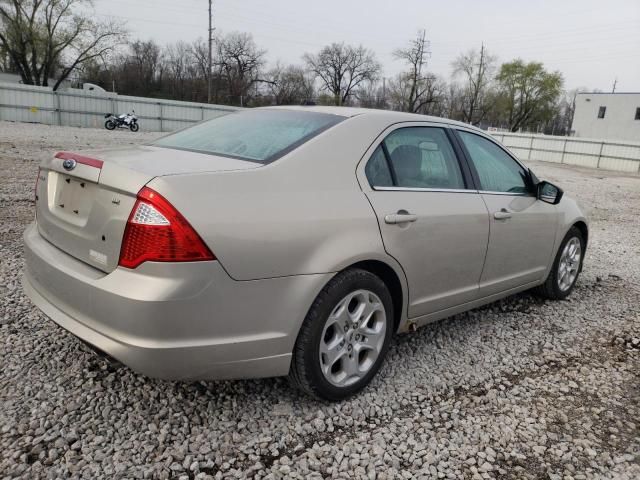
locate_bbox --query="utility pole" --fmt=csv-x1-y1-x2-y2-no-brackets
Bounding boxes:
612,78,617,93
207,0,213,103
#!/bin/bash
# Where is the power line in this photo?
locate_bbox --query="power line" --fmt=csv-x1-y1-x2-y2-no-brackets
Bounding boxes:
96,9,639,57
95,7,639,55
94,12,325,47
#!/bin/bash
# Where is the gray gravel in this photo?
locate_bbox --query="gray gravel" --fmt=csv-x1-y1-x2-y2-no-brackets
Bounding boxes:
1,120,639,480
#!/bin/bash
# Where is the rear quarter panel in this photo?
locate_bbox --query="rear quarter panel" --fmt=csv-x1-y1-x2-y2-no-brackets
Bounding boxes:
148,114,397,281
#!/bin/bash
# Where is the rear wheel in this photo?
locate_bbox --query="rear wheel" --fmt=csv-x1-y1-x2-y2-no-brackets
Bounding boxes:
104,120,116,130
129,122,139,132
535,226,584,300
289,269,394,401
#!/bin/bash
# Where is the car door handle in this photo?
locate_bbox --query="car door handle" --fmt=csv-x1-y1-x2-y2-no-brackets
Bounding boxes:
493,209,512,220
384,212,418,224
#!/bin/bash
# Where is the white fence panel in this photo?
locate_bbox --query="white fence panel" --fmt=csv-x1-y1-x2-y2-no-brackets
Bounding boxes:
0,83,56,124
492,132,640,174
0,82,240,132
2,81,638,174
531,137,565,163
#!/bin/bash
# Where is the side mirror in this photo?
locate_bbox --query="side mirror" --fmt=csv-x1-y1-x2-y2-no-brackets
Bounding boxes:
537,181,563,205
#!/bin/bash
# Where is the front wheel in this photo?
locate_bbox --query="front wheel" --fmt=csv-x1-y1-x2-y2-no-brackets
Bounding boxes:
535,226,585,300
289,269,394,401
129,122,139,132
104,120,116,130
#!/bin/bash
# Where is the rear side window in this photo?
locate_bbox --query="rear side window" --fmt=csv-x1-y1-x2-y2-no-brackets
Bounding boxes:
365,146,393,187
153,110,344,163
366,127,465,189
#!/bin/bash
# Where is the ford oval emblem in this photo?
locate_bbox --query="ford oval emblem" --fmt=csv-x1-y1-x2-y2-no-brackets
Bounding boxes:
62,158,77,171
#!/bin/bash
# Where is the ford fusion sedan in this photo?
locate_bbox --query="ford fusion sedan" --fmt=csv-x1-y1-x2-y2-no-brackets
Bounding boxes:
22,107,587,400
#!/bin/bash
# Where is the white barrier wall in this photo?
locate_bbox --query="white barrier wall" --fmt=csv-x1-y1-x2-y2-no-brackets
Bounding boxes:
1,82,638,174
0,82,241,132
491,132,640,174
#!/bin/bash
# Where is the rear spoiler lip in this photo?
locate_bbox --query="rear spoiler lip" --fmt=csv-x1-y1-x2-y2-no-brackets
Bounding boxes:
55,151,104,169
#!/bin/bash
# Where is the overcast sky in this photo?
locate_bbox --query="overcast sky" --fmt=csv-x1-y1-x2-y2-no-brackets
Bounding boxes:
93,0,640,92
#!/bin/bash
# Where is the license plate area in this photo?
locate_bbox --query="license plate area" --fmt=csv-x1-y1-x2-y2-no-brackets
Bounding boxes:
50,172,97,225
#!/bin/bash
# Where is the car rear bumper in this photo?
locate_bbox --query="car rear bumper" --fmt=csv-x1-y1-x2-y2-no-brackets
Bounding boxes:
22,222,331,380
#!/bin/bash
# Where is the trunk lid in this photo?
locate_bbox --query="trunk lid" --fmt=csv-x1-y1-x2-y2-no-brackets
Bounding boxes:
35,146,259,273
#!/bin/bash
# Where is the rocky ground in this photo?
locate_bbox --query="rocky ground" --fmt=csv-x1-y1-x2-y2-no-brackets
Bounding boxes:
0,121,638,479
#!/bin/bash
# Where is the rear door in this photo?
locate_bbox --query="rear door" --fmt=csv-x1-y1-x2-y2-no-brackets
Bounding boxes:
454,129,558,296
361,124,490,318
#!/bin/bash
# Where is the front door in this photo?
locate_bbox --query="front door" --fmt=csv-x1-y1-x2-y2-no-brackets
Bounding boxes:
363,125,490,317
455,129,559,296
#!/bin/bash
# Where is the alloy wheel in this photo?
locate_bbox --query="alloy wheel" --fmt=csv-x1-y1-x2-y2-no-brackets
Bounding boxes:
557,237,582,291
319,289,387,387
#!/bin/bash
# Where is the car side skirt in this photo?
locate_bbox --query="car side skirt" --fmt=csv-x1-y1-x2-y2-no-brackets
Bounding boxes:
401,280,541,332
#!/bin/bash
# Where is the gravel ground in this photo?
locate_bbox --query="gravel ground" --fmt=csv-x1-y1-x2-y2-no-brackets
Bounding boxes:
0,121,639,480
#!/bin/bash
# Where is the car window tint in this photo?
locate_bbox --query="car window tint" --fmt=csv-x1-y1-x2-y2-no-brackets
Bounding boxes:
382,127,465,189
153,110,344,163
458,131,528,194
365,146,393,187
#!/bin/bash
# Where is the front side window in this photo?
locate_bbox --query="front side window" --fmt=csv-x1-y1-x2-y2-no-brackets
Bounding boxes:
458,131,529,194
598,106,606,119
635,107,640,120
153,110,344,163
366,127,465,189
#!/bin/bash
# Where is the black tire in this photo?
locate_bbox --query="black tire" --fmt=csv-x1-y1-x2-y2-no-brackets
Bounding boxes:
535,226,585,300
289,268,394,401
104,120,116,130
129,122,139,132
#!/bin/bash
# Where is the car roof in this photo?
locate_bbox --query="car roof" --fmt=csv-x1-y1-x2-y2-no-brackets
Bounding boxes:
262,105,481,132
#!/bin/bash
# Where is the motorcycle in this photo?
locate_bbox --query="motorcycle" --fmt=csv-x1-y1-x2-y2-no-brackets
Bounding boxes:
104,111,139,132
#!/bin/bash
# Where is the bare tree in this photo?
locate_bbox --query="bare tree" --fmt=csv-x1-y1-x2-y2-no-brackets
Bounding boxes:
0,0,126,90
563,87,586,135
304,42,380,106
265,63,314,105
191,39,210,85
191,38,220,102
215,32,266,106
0,42,12,71
165,42,195,100
388,71,446,116
354,79,387,109
392,30,437,113
451,44,497,125
123,40,164,96
443,82,465,120
542,87,586,135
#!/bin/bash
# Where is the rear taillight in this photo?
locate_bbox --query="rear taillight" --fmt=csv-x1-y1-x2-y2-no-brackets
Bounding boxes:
118,187,215,269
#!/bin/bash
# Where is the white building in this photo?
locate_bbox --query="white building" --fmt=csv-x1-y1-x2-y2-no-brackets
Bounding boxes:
571,92,640,142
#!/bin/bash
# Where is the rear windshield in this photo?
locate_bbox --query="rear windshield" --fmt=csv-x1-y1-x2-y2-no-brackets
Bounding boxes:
153,109,345,163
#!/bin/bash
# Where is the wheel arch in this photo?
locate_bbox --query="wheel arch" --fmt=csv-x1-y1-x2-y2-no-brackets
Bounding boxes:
342,259,406,332
573,220,589,248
